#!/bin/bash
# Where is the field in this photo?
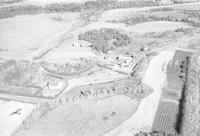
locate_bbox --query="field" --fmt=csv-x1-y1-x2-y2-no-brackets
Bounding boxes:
16,95,138,136
0,99,35,136
0,12,80,60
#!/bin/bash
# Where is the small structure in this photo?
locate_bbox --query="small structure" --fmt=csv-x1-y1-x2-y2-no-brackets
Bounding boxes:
72,43,81,47
140,47,148,52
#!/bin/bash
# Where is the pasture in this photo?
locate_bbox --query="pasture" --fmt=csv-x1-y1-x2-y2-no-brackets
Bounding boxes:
17,95,138,136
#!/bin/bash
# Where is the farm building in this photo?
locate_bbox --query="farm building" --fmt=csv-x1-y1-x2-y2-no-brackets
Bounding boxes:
72,40,92,47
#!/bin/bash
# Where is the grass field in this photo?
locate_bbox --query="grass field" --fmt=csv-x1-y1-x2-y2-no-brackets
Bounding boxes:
0,12,80,59
17,95,138,136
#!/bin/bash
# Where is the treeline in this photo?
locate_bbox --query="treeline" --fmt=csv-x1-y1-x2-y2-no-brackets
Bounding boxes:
0,0,23,5
0,0,156,19
113,10,200,27
180,57,200,136
175,57,189,134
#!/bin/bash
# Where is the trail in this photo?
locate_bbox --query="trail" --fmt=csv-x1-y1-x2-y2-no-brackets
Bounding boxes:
102,50,175,136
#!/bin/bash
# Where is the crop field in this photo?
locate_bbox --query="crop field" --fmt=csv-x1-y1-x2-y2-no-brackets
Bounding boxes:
152,100,179,136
